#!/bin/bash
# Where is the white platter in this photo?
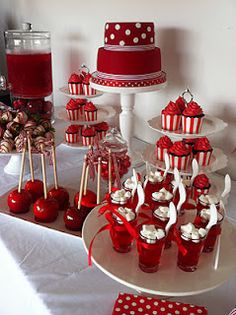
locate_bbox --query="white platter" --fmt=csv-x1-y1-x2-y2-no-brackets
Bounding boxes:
141,144,228,176
61,140,89,150
59,86,104,99
55,105,116,125
82,205,236,297
147,115,228,139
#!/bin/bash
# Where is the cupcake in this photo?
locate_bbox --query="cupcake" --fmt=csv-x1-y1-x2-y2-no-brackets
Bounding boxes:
68,73,84,95
193,137,213,166
95,122,109,141
83,73,96,96
66,99,80,121
82,126,96,146
175,96,186,112
192,174,211,201
161,101,182,131
156,135,173,161
182,101,204,134
84,102,98,122
169,141,191,170
76,98,87,118
65,125,80,144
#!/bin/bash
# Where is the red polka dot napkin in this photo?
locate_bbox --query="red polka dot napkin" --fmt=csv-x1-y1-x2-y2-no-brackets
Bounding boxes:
112,293,208,315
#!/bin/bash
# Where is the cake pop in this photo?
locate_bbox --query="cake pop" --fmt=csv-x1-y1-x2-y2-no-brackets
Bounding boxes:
24,134,44,202
8,144,32,213
33,145,59,223
48,142,69,210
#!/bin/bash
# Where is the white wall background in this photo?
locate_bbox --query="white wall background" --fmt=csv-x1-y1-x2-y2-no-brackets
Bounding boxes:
1,0,236,178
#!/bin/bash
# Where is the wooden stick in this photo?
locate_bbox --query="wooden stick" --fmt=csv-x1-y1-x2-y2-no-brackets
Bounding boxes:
18,145,26,193
40,145,47,199
108,149,112,194
27,134,34,182
83,165,89,195
51,143,59,189
97,157,102,204
78,154,87,210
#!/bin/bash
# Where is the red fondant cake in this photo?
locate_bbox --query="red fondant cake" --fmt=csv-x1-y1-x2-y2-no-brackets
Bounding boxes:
92,22,166,88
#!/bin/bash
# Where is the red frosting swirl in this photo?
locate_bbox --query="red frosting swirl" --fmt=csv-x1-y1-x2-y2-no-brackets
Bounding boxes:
75,98,86,106
183,138,196,146
83,73,92,85
156,135,173,149
84,102,97,112
193,137,212,152
162,101,181,115
82,127,95,137
68,73,83,83
183,101,204,117
169,141,191,156
175,96,186,112
193,174,210,189
95,122,109,132
66,99,79,110
66,125,81,134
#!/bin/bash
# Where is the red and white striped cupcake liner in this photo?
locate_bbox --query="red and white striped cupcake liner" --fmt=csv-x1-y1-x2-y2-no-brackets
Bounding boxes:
192,186,210,201
156,147,168,161
182,116,203,134
169,154,190,170
65,133,79,144
83,84,96,96
161,114,181,131
66,109,80,121
194,150,212,166
68,83,84,95
85,110,98,122
79,105,85,118
96,130,107,141
82,136,95,146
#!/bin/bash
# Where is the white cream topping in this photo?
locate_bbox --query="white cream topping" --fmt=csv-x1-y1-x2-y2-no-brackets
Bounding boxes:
147,170,163,183
111,189,131,203
154,206,170,219
124,176,136,190
115,207,135,223
180,223,207,242
140,224,165,242
199,194,219,205
152,188,173,202
200,208,223,222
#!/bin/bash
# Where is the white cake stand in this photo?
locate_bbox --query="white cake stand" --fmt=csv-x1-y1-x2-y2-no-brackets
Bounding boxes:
90,81,167,165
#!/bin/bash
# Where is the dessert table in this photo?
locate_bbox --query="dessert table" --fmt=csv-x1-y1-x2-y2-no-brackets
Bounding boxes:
0,139,236,315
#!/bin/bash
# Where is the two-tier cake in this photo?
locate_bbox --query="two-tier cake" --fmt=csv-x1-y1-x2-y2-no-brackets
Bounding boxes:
91,22,166,88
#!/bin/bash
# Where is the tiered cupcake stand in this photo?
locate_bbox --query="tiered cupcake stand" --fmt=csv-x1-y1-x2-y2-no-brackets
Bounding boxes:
82,109,236,297
57,86,116,148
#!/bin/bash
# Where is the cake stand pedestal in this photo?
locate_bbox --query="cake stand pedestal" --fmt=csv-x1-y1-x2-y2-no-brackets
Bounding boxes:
90,82,167,165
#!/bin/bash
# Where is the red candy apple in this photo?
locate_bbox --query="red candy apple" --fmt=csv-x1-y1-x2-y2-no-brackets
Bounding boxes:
64,206,87,231
48,186,70,211
74,190,97,209
33,197,59,223
24,179,44,202
8,189,32,213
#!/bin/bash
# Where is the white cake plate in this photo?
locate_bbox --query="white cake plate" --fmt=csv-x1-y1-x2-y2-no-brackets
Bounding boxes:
82,205,236,297
61,140,89,150
141,144,228,176
148,115,228,139
90,81,167,166
59,86,104,99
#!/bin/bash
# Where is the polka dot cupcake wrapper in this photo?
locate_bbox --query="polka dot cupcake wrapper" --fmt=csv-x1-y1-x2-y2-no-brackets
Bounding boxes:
112,293,208,315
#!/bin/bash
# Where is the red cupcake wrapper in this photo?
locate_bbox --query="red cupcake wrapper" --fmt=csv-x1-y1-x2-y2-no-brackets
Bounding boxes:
161,114,181,131
83,84,96,96
66,133,79,144
96,130,107,141
85,110,98,122
192,186,210,201
169,154,190,170
66,109,80,121
68,83,84,95
82,136,95,146
79,105,85,117
182,116,203,134
194,151,212,166
156,147,168,161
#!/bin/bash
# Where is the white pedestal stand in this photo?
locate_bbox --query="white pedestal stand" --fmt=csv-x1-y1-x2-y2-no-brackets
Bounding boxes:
90,82,167,165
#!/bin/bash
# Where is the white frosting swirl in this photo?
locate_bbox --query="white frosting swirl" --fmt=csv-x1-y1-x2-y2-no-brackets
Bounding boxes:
114,207,135,224
111,189,131,204
180,223,207,243
147,170,163,183
200,208,223,222
152,188,173,202
154,206,170,220
140,224,165,243
199,194,219,205
124,176,136,190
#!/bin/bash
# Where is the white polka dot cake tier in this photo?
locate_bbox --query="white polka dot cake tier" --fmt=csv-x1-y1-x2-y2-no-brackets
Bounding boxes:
91,22,167,88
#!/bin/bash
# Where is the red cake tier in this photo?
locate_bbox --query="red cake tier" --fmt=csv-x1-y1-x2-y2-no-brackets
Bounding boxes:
104,22,155,49
97,47,161,76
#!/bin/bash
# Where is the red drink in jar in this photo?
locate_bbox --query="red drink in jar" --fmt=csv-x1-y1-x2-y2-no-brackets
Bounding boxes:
137,224,166,273
150,188,173,211
196,194,220,214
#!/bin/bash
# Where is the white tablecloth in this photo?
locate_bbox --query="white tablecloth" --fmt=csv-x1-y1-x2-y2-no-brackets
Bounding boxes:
0,141,236,315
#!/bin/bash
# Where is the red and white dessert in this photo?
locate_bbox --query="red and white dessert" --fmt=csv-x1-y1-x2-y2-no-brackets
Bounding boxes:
65,125,80,144
8,189,32,213
76,98,86,117
169,141,191,170
66,99,80,121
84,102,98,122
182,101,204,134
175,96,186,112
24,179,44,202
92,22,166,88
48,187,70,211
156,135,173,161
83,72,96,95
161,101,182,131
82,127,95,146
0,138,14,152
33,197,59,223
192,174,211,201
193,137,213,166
95,121,109,140
68,73,84,95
